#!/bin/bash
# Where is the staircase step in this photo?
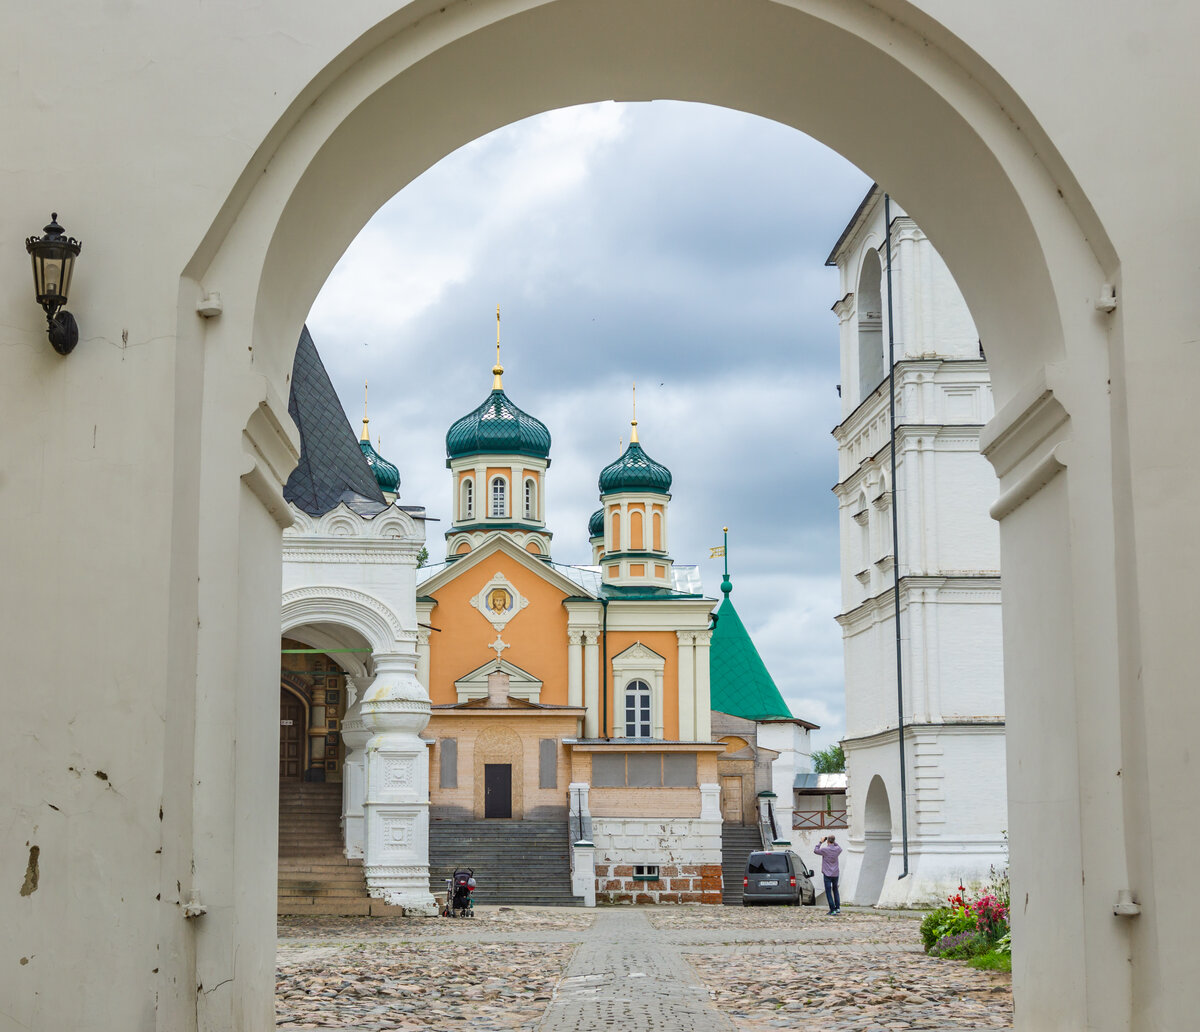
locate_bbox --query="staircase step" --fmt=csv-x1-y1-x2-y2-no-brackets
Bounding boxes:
427,820,583,906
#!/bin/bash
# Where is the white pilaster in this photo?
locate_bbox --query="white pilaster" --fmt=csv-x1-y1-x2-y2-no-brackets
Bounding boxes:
652,667,664,740
677,631,696,740
693,628,712,742
583,631,600,738
567,629,584,709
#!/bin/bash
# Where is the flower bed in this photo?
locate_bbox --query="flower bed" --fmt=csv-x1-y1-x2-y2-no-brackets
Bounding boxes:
920,884,1011,973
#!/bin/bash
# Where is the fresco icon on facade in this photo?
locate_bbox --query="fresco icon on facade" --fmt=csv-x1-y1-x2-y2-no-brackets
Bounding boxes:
470,572,529,631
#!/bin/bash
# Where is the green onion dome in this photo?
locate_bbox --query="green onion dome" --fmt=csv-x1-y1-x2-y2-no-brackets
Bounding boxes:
360,438,400,495
445,388,552,462
588,508,605,539
598,440,672,495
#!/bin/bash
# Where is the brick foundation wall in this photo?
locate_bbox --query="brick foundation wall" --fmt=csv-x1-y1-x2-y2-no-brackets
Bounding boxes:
594,863,723,904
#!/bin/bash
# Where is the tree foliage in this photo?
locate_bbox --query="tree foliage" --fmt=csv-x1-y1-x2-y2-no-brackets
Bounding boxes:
811,743,845,773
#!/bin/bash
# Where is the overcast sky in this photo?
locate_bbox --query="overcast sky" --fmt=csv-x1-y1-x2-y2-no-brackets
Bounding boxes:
307,101,871,752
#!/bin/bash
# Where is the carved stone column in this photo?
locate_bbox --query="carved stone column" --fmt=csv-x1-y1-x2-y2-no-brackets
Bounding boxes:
360,646,438,915
340,675,372,860
415,626,431,692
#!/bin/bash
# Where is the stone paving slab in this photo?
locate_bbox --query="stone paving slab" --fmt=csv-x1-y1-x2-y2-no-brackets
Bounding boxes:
276,905,1011,1031
279,906,595,941
539,910,734,1032
276,940,574,1030
688,942,1012,1031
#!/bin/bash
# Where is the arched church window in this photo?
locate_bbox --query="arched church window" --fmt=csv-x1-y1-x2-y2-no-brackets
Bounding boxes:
625,679,652,738
491,476,507,518
462,477,474,520
524,478,536,520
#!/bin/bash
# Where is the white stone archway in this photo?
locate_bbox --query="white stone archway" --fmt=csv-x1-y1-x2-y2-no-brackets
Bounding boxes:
4,2,1199,1031
188,6,1125,1026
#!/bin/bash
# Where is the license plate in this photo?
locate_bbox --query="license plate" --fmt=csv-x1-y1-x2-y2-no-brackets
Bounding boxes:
759,880,778,887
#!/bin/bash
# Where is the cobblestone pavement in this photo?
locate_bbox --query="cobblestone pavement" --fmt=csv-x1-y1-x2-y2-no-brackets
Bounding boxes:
276,905,1012,1030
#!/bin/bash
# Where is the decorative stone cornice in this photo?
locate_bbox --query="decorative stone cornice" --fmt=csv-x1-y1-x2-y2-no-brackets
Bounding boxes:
285,501,421,546
836,575,1001,631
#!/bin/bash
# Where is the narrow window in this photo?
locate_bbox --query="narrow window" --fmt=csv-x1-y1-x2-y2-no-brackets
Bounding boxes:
624,679,652,738
632,865,659,881
461,478,473,520
491,477,506,518
524,478,536,520
439,738,458,789
538,738,557,789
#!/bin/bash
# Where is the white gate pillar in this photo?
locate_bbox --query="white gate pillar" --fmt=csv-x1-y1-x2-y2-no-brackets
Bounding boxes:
360,648,438,915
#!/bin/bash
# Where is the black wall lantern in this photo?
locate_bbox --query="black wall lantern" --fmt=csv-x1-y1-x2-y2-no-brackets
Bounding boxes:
26,213,82,355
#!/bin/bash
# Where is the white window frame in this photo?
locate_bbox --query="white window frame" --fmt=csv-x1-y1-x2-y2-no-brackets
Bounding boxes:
461,477,474,520
490,476,508,518
624,679,652,738
524,477,537,520
611,642,666,740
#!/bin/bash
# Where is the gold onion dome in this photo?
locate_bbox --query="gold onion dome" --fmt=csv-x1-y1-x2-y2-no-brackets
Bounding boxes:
446,311,551,462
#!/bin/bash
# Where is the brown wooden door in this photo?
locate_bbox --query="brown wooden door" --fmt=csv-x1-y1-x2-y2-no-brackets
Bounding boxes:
279,689,304,779
484,764,512,818
720,775,743,824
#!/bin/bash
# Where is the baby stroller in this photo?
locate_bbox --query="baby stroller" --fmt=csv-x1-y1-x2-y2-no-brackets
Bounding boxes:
443,867,476,918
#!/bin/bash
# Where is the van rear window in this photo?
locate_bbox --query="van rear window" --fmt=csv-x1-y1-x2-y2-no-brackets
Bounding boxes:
747,853,789,874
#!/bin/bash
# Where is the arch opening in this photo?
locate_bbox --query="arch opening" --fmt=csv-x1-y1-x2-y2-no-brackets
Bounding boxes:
856,774,893,906
857,248,884,402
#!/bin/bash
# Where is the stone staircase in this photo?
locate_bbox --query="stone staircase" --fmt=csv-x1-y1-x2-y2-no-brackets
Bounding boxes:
720,824,764,905
428,820,584,907
277,781,405,917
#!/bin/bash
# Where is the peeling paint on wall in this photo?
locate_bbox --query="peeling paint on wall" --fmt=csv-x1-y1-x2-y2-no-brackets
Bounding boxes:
20,845,40,896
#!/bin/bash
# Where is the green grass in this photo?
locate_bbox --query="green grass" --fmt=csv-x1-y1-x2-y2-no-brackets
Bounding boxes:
967,950,1012,973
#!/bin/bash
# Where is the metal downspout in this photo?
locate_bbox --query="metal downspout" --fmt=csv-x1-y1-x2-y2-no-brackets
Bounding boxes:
600,597,609,740
884,193,910,879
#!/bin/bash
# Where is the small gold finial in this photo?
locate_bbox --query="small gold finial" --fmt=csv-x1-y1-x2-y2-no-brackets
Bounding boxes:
361,381,370,442
630,382,639,443
723,526,729,533
492,305,504,389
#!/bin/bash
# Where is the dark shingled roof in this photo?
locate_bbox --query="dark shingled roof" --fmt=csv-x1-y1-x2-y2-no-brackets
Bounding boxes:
283,325,387,516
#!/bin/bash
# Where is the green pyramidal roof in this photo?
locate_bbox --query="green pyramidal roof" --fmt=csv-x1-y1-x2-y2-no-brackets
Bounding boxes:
709,585,793,721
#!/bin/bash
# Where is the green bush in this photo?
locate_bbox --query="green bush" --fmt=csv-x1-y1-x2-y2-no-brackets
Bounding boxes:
920,906,978,952
932,930,992,959
968,950,1012,973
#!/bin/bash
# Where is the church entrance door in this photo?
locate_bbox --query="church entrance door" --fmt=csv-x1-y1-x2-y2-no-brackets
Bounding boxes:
484,764,513,818
279,688,305,780
720,775,743,825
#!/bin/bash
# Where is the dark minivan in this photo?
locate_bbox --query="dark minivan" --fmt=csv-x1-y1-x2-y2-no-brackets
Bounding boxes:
742,850,816,906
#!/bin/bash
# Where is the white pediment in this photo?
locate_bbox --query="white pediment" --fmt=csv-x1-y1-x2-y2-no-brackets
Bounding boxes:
612,641,666,669
454,659,543,704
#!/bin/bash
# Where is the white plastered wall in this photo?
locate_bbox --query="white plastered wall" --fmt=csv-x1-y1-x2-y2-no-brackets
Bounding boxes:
1,1,1195,1029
